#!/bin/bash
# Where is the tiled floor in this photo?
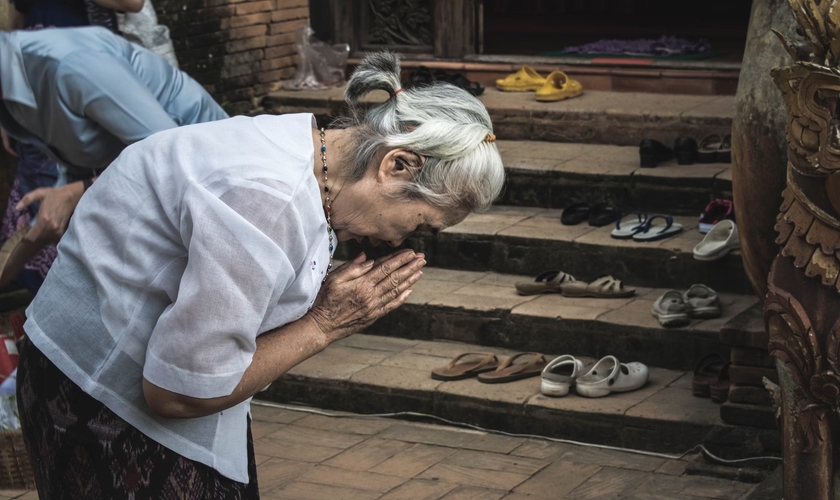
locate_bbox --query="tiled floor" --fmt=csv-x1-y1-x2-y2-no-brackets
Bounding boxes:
0,402,760,500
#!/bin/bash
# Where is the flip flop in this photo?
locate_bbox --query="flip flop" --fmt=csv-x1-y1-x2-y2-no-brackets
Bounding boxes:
561,203,590,226
431,352,501,381
561,275,636,298
587,204,621,227
515,270,577,296
611,213,648,239
632,215,683,242
692,353,726,397
478,352,548,384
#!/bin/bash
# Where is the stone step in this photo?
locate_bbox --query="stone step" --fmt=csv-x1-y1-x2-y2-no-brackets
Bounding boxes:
262,88,733,147
362,266,758,371
262,334,776,457
338,205,752,295
497,140,732,214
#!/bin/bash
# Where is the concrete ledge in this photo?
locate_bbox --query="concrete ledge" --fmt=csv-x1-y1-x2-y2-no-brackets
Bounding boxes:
263,334,770,456
353,267,759,371
338,206,753,294
262,88,733,147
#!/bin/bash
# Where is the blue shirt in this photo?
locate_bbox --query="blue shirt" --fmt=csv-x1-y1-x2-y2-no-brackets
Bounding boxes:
0,26,228,175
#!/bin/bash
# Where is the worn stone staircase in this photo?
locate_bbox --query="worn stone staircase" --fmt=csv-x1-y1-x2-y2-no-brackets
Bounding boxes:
260,86,779,460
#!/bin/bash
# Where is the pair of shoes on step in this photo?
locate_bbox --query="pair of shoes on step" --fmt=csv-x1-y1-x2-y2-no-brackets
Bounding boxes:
431,352,548,384
515,271,635,299
541,355,649,398
496,65,583,102
651,284,721,327
561,202,621,227
638,134,731,168
692,353,731,403
611,213,683,242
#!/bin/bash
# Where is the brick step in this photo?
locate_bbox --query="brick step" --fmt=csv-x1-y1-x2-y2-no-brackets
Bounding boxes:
262,88,733,147
338,205,752,294
361,266,758,371
263,334,777,457
497,140,732,214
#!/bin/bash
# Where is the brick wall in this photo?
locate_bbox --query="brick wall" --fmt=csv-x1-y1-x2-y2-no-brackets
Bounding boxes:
155,0,309,115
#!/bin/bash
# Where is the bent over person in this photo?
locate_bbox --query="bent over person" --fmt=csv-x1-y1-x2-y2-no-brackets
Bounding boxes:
16,52,505,498
0,25,228,287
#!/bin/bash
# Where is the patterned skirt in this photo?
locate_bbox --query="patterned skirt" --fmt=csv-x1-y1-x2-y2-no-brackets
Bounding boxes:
15,337,260,499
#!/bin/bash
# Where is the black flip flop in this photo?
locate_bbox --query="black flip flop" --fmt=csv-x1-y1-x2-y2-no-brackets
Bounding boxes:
588,204,621,227
561,203,590,226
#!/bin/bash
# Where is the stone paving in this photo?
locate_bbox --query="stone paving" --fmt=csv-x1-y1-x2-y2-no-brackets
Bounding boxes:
0,402,759,499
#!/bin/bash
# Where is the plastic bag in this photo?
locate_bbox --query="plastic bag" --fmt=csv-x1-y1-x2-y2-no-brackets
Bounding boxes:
285,25,349,90
0,368,18,431
117,0,180,69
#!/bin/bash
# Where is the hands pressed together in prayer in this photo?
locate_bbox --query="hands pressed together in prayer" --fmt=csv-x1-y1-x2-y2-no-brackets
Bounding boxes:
307,249,426,342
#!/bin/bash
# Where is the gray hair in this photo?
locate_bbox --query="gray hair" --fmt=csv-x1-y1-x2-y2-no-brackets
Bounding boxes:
336,51,504,212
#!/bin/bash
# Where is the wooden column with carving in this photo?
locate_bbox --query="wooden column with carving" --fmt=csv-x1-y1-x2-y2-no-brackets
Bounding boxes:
766,1,840,497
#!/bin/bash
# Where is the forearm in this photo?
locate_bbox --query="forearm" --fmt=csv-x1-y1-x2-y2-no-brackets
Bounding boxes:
143,315,329,419
93,0,144,12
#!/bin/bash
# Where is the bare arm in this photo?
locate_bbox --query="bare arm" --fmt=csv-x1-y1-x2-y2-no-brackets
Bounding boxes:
92,0,144,12
143,249,425,419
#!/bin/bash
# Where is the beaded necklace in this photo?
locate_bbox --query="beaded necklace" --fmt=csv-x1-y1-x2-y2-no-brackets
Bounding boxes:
320,128,334,283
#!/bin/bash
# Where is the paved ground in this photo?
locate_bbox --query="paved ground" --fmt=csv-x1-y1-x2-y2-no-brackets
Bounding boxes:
1,402,758,499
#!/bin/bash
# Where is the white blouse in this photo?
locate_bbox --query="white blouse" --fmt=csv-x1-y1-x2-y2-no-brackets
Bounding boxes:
24,113,331,483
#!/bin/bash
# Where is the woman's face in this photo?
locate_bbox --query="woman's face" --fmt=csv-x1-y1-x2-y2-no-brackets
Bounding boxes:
332,149,469,247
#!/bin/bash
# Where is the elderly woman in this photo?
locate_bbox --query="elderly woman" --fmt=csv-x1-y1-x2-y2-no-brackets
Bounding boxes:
16,52,504,498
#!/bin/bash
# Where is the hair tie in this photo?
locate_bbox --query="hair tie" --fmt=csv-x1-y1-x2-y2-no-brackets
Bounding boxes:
483,134,496,143
394,88,404,96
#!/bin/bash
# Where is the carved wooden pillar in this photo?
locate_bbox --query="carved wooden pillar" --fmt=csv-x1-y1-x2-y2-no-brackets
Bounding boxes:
331,0,476,59
766,1,840,497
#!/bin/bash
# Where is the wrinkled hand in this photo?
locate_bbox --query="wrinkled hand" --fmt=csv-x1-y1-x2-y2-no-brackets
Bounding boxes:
1,129,18,158
306,249,426,343
15,181,85,244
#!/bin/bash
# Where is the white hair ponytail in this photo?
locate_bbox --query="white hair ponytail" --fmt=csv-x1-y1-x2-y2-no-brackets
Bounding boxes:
337,51,505,212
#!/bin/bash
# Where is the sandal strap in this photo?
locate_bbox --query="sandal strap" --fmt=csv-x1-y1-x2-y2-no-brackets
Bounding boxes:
496,352,546,374
588,275,623,293
615,212,647,230
641,215,673,234
446,352,497,370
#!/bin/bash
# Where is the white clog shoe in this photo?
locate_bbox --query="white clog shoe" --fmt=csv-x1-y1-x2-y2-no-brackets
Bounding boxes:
575,356,649,398
540,355,585,397
693,220,740,261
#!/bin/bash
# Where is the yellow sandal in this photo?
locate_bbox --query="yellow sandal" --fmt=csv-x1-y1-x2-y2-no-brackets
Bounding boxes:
495,66,547,92
535,71,583,102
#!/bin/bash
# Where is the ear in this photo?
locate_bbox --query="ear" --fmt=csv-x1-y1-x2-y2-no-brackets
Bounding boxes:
376,148,422,184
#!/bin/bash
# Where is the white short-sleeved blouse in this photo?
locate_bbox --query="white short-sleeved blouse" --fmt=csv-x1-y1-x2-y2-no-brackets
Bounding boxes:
23,113,332,483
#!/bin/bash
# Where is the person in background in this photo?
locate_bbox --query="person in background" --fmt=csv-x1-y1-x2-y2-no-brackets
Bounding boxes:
1,0,141,294
0,24,227,291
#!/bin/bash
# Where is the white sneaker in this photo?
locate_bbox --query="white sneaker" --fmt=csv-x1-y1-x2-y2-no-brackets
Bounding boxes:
575,356,649,398
540,355,585,397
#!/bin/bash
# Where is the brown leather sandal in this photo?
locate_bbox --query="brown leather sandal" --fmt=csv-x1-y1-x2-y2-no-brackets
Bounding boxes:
431,352,501,381
477,352,548,384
